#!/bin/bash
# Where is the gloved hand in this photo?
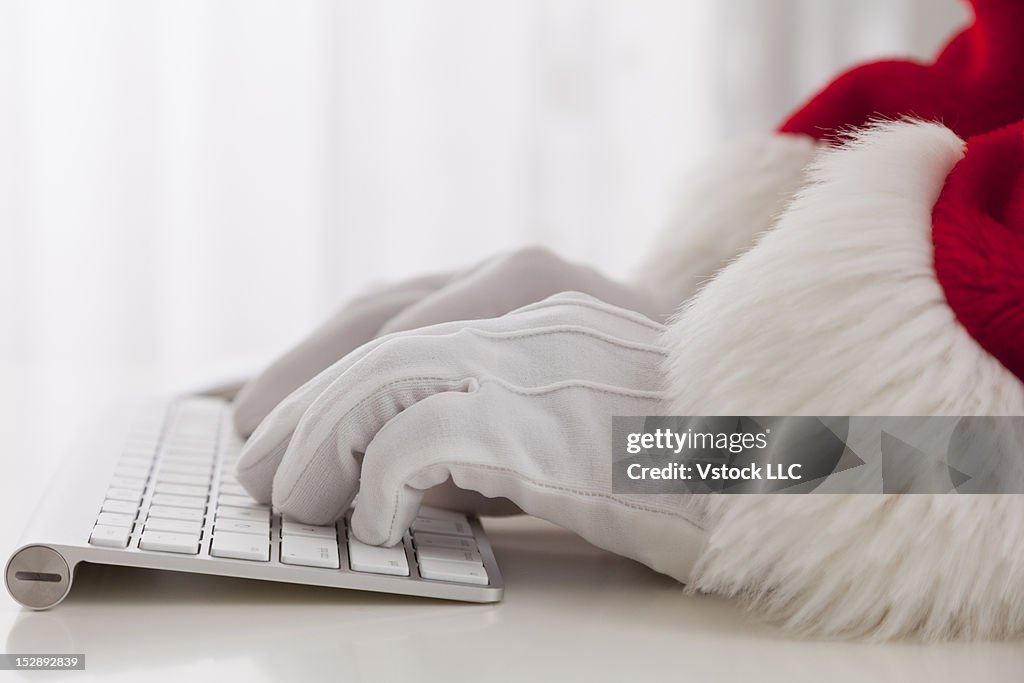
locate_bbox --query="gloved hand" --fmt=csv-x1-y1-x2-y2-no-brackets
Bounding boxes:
235,292,705,582
232,247,671,438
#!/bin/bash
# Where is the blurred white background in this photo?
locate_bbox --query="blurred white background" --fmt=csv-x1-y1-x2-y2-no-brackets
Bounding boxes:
0,0,965,461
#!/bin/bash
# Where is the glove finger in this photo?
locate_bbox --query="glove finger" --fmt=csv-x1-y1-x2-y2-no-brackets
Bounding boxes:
268,336,476,524
236,318,492,502
233,286,430,437
350,390,484,545
234,329,418,503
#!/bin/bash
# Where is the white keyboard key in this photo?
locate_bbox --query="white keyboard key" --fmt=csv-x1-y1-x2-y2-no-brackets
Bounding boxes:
416,506,471,521
418,557,488,585
217,483,247,496
157,472,209,487
148,505,204,522
211,531,269,561
105,487,143,503
216,505,270,523
162,452,214,465
89,524,131,548
161,458,214,471
145,517,202,535
97,512,135,528
110,476,147,490
140,530,200,555
101,499,139,515
411,516,473,537
159,461,211,476
217,494,263,510
413,532,477,551
416,545,482,564
281,535,340,569
123,444,157,458
113,465,150,479
164,444,215,457
151,493,207,509
281,520,337,540
214,518,269,536
153,482,208,498
348,538,409,576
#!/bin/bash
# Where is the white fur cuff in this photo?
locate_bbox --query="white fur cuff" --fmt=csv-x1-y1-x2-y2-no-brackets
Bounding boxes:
663,121,1024,640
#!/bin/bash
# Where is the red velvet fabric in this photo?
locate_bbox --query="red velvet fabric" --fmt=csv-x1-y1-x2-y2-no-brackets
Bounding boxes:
778,0,1024,141
933,122,1024,381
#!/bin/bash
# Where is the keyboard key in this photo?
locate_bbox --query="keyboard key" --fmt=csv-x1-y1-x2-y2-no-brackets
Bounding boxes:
120,458,155,470
114,465,150,479
214,518,269,536
151,493,207,509
418,558,488,585
120,446,155,462
416,506,471,521
90,524,131,548
412,532,477,551
159,461,212,476
168,447,215,458
101,499,139,515
211,531,269,561
145,517,203,535
216,494,263,510
97,512,135,528
217,483,247,496
157,472,209,487
153,482,208,498
164,444,215,457
281,520,337,540
416,545,482,564
216,505,270,523
140,530,200,555
348,538,409,576
110,475,147,490
105,487,143,503
148,505,204,522
411,516,473,537
281,535,339,569
161,458,214,471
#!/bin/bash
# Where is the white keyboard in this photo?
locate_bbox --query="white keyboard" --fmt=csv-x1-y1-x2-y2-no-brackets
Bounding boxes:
4,397,503,609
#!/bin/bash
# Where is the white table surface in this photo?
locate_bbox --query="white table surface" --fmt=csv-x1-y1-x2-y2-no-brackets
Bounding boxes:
2,362,1022,682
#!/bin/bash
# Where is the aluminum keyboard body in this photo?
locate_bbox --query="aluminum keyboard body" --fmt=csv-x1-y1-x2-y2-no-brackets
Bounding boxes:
5,397,504,609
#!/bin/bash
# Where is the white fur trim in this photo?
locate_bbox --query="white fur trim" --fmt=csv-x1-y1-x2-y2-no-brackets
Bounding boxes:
634,133,818,305
663,121,1024,640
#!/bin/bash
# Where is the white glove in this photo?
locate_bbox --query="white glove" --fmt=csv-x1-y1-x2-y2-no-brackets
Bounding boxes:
232,247,672,438
235,292,705,583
